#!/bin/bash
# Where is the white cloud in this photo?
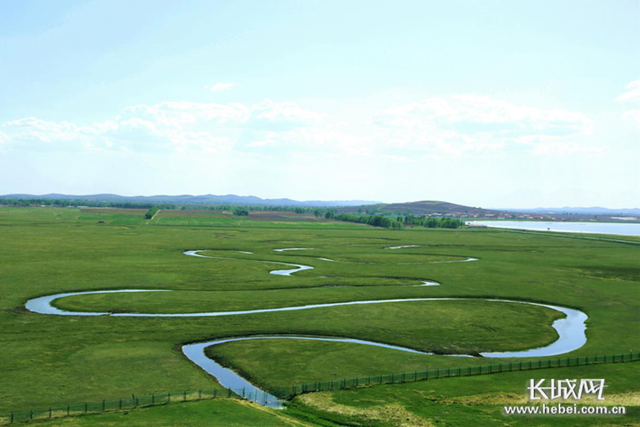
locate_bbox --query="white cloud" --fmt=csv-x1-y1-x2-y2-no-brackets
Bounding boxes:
248,127,369,154
204,82,238,92
0,99,325,153
372,95,592,136
531,142,605,156
122,101,251,128
369,95,596,156
0,117,99,150
0,95,601,157
617,80,640,101
251,99,324,124
623,109,640,129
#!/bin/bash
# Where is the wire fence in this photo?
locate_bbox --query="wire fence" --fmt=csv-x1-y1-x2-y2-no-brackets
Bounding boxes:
0,387,281,425
273,351,640,398
1,351,638,424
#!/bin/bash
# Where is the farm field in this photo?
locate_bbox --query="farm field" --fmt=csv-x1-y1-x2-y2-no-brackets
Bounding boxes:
0,206,639,426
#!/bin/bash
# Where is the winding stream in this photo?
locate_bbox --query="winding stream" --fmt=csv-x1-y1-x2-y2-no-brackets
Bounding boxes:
24,248,588,407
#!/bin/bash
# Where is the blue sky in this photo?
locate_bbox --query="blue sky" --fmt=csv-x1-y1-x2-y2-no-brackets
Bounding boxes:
1,0,638,207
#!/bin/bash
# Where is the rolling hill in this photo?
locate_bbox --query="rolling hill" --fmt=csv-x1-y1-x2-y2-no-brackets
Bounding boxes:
340,200,503,216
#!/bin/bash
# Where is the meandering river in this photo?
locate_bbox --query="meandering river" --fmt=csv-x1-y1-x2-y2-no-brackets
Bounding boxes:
24,247,588,407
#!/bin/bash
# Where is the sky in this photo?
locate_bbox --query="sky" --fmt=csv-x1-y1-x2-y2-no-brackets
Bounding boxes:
0,0,638,208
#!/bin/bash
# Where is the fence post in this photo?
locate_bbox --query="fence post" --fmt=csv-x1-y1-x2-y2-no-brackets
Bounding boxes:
30,411,33,420
183,391,186,402
49,407,52,418
102,400,105,412
67,405,70,416
84,403,87,413
119,399,122,409
152,395,155,405
10,412,13,423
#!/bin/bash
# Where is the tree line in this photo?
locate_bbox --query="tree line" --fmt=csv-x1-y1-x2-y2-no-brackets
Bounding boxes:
319,210,464,229
0,197,317,213
398,214,464,229
322,211,404,229
0,198,178,210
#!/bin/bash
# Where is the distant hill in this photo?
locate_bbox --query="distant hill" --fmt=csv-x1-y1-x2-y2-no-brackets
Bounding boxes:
0,193,379,208
504,206,640,216
340,200,502,216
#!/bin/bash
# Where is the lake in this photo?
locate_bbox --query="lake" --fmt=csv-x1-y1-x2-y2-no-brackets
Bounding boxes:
469,221,640,237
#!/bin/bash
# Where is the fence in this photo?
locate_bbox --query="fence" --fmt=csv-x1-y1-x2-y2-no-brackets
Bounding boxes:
2,351,638,424
273,351,640,398
0,387,281,425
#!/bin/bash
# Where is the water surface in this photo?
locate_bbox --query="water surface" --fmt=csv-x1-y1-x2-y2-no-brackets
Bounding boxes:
471,221,640,237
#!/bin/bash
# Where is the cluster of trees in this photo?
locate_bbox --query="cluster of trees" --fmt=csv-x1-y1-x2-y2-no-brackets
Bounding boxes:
324,210,463,230
328,212,404,229
398,215,464,229
144,207,159,219
232,207,249,216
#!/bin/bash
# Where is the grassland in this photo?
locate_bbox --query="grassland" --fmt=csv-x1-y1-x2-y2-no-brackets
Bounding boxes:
23,399,313,426
290,363,640,426
0,206,638,426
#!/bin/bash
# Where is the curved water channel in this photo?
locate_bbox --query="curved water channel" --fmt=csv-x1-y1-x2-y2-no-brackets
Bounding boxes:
24,248,588,407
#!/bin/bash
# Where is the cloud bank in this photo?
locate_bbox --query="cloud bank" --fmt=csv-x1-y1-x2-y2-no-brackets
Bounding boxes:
0,95,601,156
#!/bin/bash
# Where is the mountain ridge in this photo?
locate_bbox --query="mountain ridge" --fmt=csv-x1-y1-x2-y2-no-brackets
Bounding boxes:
0,193,380,208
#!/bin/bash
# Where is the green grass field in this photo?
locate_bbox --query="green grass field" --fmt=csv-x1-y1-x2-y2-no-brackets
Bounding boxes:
0,206,638,426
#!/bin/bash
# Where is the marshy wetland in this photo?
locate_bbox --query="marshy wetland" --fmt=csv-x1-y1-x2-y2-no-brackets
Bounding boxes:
1,207,639,425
